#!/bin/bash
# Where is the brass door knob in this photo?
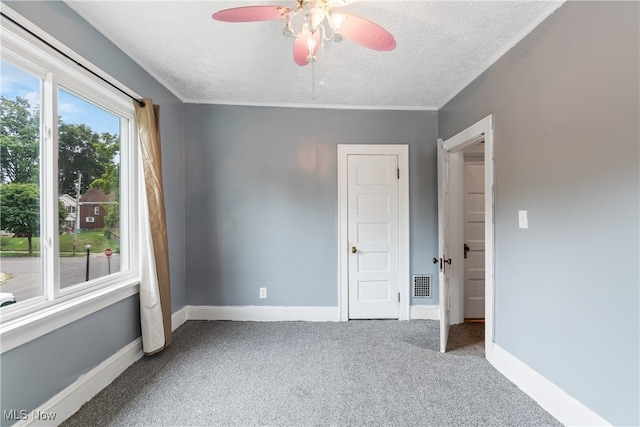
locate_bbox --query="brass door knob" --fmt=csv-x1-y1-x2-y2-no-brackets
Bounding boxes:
351,246,357,254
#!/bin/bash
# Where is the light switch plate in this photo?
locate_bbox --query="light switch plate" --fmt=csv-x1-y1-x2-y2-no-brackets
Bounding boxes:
518,210,528,229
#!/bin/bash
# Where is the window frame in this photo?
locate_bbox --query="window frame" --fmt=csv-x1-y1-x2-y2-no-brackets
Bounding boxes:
0,8,141,351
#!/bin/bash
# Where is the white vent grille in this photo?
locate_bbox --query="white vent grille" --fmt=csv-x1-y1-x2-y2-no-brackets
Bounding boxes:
413,275,431,298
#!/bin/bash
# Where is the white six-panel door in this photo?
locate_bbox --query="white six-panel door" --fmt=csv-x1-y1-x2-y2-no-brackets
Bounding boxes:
464,160,486,319
437,139,452,352
347,154,399,319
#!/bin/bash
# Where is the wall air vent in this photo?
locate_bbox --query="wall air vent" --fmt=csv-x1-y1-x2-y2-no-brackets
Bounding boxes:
413,275,432,298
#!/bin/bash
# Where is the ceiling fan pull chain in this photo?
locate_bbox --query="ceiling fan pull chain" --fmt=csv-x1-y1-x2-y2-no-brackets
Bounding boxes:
311,61,316,99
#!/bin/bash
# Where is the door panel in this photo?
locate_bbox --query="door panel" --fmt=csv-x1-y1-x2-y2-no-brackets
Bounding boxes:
357,223,390,243
348,154,399,319
437,140,451,352
358,252,390,272
357,194,390,215
357,280,391,301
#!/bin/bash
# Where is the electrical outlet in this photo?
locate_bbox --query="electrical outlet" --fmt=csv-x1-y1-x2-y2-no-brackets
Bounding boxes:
259,287,267,299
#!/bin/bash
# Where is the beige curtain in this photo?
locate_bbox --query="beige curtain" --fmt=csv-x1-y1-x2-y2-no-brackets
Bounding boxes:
135,99,172,355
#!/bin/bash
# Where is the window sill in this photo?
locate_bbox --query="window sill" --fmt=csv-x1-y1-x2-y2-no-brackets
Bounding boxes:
0,279,139,354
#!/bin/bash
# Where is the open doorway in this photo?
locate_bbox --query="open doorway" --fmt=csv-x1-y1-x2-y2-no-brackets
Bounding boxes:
441,145,485,355
437,115,494,362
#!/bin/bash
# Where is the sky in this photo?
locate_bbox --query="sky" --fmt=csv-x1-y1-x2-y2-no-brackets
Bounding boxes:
1,59,120,136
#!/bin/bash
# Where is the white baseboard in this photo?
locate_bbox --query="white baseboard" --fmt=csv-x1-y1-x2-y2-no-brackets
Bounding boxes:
185,305,340,322
410,304,439,320
492,344,611,426
171,306,188,331
17,338,143,426
177,305,439,323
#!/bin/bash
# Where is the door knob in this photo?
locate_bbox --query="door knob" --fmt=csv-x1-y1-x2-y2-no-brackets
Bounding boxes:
444,258,452,265
432,257,439,264
352,246,357,254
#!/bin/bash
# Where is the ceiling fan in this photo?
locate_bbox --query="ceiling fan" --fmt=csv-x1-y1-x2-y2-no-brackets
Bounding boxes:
212,0,396,66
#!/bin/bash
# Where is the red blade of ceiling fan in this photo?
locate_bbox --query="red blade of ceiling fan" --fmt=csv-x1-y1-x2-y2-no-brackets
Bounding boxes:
293,30,320,66
212,6,290,22
338,13,396,51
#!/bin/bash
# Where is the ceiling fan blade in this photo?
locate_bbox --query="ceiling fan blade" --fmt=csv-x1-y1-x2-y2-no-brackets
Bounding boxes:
293,30,320,66
212,6,290,22
338,13,396,51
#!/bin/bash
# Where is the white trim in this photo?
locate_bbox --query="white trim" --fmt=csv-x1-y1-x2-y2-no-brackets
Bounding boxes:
437,1,565,109
492,344,611,427
171,306,188,331
15,338,143,427
337,144,410,322
409,305,439,320
0,281,139,354
183,99,438,111
185,305,340,322
441,114,494,363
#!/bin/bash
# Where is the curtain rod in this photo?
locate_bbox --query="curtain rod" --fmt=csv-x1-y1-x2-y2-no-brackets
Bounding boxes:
1,11,146,108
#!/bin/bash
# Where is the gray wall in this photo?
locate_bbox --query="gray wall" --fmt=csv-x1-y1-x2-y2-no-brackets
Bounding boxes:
439,2,639,425
184,105,439,306
1,1,186,422
0,296,141,426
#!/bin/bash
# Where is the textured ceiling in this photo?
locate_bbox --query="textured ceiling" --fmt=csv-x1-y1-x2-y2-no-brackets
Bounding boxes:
65,1,564,109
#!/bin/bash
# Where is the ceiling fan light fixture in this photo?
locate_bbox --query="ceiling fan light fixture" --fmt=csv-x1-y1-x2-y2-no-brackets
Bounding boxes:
282,13,295,37
328,12,345,31
306,34,317,62
212,0,396,67
283,27,295,37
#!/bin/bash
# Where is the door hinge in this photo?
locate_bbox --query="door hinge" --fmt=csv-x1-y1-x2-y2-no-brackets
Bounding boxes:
398,292,401,303
397,168,400,179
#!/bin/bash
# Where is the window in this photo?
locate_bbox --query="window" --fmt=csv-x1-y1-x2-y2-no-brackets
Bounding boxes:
0,13,139,326
0,60,43,300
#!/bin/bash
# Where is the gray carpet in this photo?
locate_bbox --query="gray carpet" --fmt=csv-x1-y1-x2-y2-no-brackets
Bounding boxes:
63,320,560,426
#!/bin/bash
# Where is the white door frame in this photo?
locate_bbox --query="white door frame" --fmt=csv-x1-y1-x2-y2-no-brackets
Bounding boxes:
441,115,494,362
338,145,410,321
